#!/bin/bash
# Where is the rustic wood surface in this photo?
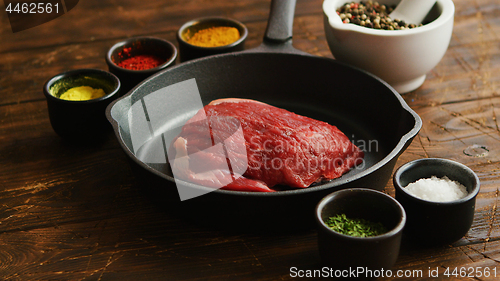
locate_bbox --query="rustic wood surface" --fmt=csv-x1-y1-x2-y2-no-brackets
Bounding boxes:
1,0,499,280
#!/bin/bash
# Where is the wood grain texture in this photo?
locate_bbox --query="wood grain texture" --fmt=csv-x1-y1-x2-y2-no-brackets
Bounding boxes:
1,0,500,279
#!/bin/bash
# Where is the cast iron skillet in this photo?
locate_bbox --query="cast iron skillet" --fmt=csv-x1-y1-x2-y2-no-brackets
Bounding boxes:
106,0,422,230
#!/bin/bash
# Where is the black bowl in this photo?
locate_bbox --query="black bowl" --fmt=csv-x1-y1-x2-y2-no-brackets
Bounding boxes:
43,68,121,141
177,17,248,62
316,188,406,273
393,158,481,246
106,36,177,94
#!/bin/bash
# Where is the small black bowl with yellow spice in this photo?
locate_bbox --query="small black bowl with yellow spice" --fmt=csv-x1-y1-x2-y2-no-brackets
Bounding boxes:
43,68,121,141
316,188,406,275
177,17,248,62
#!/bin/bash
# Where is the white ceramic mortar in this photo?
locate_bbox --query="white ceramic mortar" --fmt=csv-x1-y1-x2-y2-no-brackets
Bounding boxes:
323,0,455,93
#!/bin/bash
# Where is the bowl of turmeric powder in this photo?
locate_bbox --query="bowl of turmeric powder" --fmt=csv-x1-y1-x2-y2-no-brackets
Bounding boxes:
177,17,248,62
43,68,121,141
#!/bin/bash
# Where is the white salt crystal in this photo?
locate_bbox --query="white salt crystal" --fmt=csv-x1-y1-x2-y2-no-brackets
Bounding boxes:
404,176,468,202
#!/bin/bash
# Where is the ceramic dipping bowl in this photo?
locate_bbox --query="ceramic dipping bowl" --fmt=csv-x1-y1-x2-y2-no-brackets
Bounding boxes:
393,158,481,246
316,188,406,272
43,69,121,141
177,17,248,62
323,0,455,93
106,36,177,94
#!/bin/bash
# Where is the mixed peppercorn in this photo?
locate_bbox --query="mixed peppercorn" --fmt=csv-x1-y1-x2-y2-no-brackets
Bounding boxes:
336,1,423,30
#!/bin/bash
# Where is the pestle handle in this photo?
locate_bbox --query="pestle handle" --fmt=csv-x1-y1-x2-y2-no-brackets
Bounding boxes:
389,0,438,25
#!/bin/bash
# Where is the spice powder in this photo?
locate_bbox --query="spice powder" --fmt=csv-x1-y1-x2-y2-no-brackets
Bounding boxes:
117,54,165,71
59,86,106,101
187,26,240,47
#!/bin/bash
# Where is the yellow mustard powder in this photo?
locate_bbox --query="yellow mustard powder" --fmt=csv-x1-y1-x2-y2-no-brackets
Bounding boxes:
59,86,106,101
187,26,240,47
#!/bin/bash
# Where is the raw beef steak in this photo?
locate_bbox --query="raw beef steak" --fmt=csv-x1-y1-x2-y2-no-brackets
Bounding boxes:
169,98,364,192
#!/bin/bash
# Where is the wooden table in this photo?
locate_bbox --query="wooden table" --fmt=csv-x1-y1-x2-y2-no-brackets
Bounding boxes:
1,0,499,279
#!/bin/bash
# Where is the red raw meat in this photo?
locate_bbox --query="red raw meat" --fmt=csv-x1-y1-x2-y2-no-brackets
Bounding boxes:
169,98,364,192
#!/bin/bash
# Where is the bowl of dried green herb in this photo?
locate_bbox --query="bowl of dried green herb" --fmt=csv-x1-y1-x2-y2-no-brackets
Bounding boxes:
315,188,406,274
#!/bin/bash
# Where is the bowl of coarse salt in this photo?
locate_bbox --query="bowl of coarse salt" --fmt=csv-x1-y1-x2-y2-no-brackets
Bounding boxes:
393,158,480,246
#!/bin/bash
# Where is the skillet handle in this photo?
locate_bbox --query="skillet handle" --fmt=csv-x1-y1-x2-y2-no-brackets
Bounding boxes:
264,0,296,44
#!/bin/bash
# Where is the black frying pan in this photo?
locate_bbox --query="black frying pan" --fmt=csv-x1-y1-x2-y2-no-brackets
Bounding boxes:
106,0,421,230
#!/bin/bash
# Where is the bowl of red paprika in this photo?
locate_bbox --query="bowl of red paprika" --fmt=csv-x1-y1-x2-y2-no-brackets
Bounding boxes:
106,36,178,94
